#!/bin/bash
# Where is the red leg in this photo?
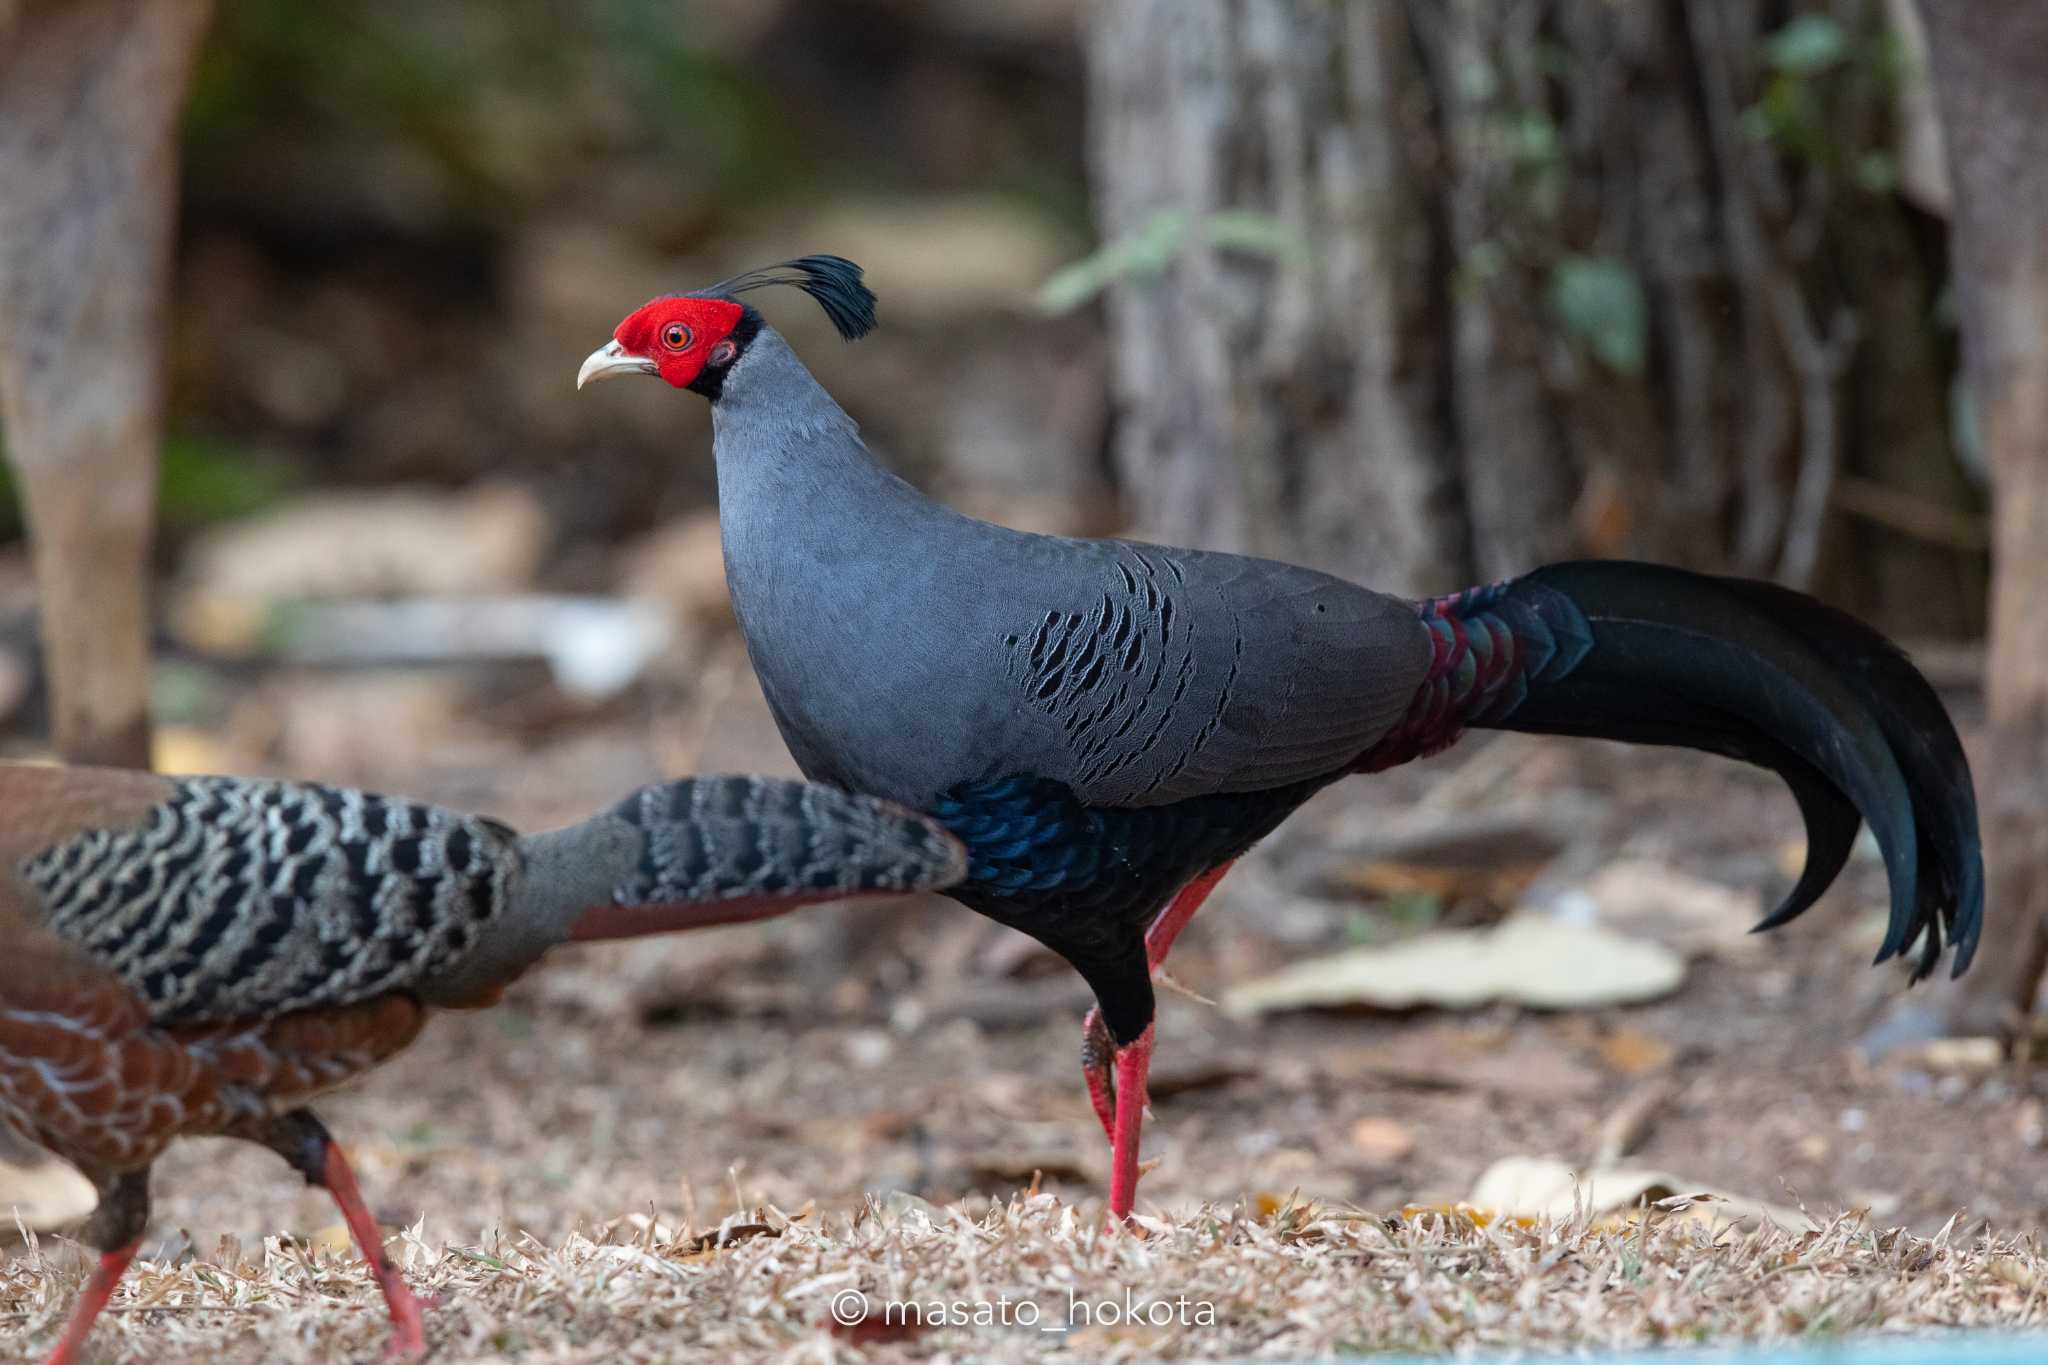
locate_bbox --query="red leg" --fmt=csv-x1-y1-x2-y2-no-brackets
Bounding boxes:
321,1142,429,1360
1081,1007,1117,1141
1143,860,1234,969
43,1241,139,1365
1106,1023,1157,1221
1076,863,1235,1144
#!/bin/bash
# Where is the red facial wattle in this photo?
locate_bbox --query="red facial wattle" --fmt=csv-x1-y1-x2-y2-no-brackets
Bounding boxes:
577,295,744,390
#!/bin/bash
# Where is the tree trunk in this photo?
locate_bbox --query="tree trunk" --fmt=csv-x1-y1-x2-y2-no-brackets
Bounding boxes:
1916,0,2048,1038
0,0,211,768
1083,0,1978,626
1085,0,1464,595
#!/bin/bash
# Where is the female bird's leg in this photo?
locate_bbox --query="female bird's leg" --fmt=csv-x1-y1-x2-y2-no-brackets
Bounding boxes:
1084,862,1238,1218
261,1111,429,1360
44,1168,149,1365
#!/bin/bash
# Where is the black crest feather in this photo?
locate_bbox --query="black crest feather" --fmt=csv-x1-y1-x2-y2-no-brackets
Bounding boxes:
706,255,877,341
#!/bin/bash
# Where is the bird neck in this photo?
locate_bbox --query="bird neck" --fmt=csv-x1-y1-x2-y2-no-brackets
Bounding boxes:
708,328,939,529
410,817,642,1007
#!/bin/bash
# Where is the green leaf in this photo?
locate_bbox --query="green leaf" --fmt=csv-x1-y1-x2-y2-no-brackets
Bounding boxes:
1034,209,1188,313
1854,150,1898,194
1504,111,1559,167
1035,209,1299,314
158,434,298,532
1765,14,1848,75
1203,210,1303,260
1548,255,1647,377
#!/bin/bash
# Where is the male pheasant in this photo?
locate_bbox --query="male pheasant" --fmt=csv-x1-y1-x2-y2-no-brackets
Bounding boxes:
3,763,964,1363
579,256,1983,1223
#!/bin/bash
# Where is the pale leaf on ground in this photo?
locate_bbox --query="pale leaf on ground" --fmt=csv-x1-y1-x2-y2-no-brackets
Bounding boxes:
1466,1155,1817,1234
0,1153,98,1233
182,483,546,610
1346,1117,1415,1163
1552,859,1765,956
1222,913,1685,1015
1324,1023,1605,1101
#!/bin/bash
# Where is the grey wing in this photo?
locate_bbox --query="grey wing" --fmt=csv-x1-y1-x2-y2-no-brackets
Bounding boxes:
999,540,1433,807
23,776,522,1025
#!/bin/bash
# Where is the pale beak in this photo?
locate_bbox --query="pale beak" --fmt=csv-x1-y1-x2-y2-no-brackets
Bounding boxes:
577,339,658,390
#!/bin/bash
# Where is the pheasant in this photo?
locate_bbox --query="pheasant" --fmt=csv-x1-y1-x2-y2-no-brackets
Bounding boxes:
578,256,1984,1223
4,764,965,1364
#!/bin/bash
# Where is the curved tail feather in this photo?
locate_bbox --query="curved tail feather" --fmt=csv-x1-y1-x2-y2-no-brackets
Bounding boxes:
1375,560,1980,981
1707,578,1984,977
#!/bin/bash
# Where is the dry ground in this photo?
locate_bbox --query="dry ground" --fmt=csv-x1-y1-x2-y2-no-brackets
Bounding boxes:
6,676,2048,1361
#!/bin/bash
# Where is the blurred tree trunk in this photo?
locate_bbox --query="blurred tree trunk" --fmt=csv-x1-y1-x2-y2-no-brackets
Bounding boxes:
1916,0,2048,1038
1085,0,1464,593
0,0,210,768
1083,0,1983,623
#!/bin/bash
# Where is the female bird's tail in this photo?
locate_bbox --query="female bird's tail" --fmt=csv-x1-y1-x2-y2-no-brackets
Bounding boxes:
563,775,967,941
1367,560,1982,980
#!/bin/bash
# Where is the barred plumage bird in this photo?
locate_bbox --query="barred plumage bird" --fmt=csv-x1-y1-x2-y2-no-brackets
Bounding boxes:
4,764,965,1365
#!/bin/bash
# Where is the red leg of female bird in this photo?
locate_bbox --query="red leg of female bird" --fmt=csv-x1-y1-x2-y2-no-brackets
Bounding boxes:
1083,861,1237,1217
321,1142,429,1359
43,1241,139,1365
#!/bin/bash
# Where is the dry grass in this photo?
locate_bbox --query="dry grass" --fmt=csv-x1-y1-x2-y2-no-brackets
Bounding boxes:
7,1195,2045,1362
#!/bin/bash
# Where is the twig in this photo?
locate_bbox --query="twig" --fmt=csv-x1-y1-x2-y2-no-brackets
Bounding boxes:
1591,1077,1680,1168
1770,296,1859,589
1688,0,1858,587
1830,474,1990,551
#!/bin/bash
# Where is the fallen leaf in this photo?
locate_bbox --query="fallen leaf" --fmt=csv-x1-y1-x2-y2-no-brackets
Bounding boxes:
151,725,240,778
831,1315,931,1345
1394,1202,1538,1231
672,1221,779,1256
1590,1077,1679,1166
1333,858,1550,914
1992,1255,2040,1291
1347,1118,1415,1163
1223,913,1685,1015
309,1222,355,1255
1464,1155,1816,1234
1326,1024,1604,1101
0,1151,98,1232
1890,1036,2003,1073
1574,471,1634,557
965,1153,1092,1185
183,482,545,605
1594,1026,1676,1076
1563,860,1764,956
1321,805,1576,912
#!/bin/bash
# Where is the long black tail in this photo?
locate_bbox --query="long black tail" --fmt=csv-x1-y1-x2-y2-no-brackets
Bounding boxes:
1398,561,1982,980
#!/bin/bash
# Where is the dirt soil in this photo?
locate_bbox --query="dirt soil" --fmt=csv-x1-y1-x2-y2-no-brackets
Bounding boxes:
6,670,2044,1361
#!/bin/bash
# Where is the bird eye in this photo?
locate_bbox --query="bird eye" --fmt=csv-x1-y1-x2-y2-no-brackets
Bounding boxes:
662,322,693,351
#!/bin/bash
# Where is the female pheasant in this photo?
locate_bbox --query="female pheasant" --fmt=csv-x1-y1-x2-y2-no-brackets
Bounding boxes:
4,764,964,1364
579,256,1983,1224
